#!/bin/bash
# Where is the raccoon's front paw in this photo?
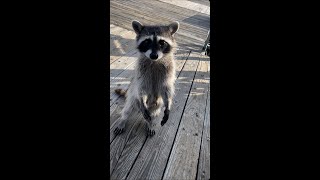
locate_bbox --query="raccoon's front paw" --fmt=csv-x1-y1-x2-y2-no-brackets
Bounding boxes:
146,127,155,137
142,109,151,122
114,126,125,135
161,109,170,126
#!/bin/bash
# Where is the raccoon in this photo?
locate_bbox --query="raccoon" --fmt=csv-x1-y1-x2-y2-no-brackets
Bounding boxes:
114,20,179,137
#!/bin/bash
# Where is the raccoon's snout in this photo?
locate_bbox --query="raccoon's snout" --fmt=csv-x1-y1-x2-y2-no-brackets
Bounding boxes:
145,50,163,60
150,52,158,60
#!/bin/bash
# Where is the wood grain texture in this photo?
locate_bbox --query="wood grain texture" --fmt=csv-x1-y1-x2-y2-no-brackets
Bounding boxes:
125,52,200,180
110,52,138,82
110,53,139,107
110,0,210,51
110,48,137,65
187,0,211,7
163,56,210,180
110,31,136,55
110,24,127,35
110,113,146,177
110,35,135,55
110,25,137,64
109,97,126,143
159,0,210,15
197,84,210,180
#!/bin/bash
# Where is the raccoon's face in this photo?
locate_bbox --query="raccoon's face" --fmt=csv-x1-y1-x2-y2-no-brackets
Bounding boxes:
132,20,179,61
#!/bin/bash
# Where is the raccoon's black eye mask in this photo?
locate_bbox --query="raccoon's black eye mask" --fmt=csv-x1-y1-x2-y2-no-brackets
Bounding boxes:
159,40,167,47
159,40,171,53
143,39,152,45
138,38,171,53
138,39,152,52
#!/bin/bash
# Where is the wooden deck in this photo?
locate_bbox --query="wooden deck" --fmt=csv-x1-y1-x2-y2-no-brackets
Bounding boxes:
110,0,210,179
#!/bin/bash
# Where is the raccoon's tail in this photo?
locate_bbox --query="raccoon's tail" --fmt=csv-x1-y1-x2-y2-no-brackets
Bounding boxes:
114,88,127,97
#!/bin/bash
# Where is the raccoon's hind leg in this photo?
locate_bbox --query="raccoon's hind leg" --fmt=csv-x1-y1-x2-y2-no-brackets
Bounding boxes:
114,96,137,135
139,95,152,122
145,99,163,137
145,108,161,137
145,122,156,136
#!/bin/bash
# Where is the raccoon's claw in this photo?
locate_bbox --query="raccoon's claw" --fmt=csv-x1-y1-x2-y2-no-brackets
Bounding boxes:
147,128,155,137
114,127,124,135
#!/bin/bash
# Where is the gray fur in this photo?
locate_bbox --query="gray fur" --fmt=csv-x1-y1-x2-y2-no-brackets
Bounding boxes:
114,21,178,137
132,20,143,34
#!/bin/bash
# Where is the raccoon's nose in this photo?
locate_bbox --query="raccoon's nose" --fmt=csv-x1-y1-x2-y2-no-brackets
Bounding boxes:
150,53,158,60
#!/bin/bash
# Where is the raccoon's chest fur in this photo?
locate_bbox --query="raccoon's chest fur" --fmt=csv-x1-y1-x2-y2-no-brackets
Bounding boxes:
136,56,175,96
140,62,168,94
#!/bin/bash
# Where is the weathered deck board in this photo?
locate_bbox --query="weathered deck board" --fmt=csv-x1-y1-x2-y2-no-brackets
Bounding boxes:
110,25,127,35
197,85,210,180
110,112,146,177
110,26,131,52
110,52,139,107
111,0,209,32
125,52,200,180
110,13,203,50
163,57,210,180
109,97,126,143
158,0,210,15
110,52,138,82
110,0,210,51
110,48,136,65
110,27,137,64
110,36,136,57
110,30,136,54
187,0,211,6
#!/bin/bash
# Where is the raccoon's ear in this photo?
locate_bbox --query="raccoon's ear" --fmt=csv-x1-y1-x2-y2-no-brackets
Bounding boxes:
168,21,179,35
132,20,143,34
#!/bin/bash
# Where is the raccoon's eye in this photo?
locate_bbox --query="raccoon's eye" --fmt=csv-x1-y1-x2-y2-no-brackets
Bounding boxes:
159,40,167,47
143,39,152,45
